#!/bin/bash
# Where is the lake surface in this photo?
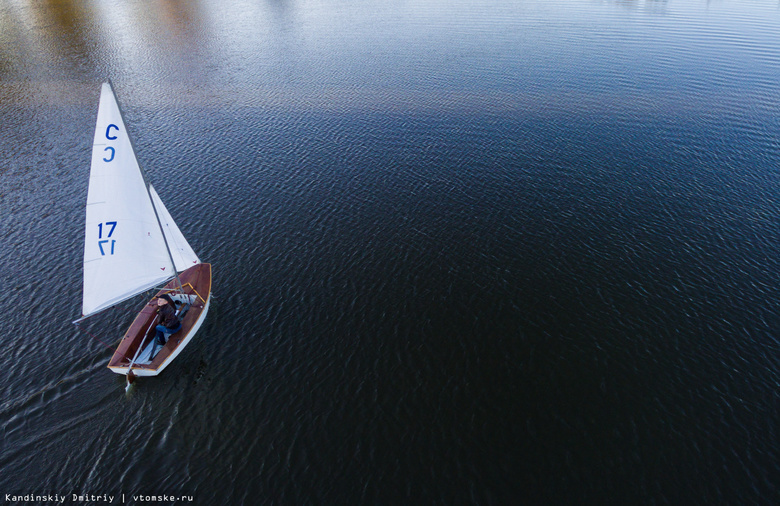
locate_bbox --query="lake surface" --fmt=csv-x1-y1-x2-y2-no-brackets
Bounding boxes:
1,0,779,504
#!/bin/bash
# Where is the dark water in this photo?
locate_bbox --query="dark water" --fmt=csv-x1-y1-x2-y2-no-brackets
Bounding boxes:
1,0,779,504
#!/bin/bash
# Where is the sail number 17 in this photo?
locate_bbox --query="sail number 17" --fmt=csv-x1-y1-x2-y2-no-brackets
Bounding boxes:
98,221,117,255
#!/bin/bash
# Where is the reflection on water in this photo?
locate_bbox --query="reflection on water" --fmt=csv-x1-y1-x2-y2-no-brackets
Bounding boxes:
1,0,780,504
2,0,778,109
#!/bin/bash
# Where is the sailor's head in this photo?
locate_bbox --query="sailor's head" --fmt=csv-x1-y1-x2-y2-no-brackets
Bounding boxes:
156,294,175,306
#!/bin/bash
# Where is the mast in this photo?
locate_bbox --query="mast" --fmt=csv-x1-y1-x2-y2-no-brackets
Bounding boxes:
107,81,185,295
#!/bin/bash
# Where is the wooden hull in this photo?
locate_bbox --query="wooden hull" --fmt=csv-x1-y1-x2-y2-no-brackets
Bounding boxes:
108,263,211,377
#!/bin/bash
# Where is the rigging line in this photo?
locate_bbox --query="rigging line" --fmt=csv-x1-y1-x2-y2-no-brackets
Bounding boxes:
74,323,118,350
109,305,154,314
106,80,185,296
73,274,176,323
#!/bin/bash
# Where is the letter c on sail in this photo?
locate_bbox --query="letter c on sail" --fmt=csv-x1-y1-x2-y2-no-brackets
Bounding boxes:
106,124,119,140
103,146,115,162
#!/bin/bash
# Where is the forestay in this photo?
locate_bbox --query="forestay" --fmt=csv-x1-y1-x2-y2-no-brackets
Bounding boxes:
149,185,199,271
81,83,198,317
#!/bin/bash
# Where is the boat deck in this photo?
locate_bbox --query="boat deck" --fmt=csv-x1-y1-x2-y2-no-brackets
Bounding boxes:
108,263,211,374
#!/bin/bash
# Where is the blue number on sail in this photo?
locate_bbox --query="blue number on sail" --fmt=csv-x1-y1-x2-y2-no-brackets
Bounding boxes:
105,221,117,237
98,222,117,254
97,221,116,238
98,240,116,256
103,146,115,162
106,124,119,140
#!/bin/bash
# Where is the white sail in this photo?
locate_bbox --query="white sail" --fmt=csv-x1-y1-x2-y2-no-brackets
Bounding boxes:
81,83,175,317
149,184,200,272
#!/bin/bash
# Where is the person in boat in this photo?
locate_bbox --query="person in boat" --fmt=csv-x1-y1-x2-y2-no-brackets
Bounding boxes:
152,294,181,356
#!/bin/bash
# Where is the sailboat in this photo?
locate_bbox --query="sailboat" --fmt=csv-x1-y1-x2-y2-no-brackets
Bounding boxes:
75,82,211,386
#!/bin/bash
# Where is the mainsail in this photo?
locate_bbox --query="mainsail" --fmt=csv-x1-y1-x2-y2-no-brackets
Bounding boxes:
81,83,198,317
